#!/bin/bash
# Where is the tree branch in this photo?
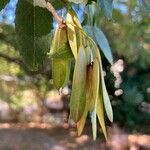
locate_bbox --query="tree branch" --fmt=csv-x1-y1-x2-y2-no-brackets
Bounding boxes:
0,52,26,68
45,0,66,29
0,52,51,77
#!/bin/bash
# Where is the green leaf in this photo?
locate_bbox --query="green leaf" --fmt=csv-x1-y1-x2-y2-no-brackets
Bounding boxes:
98,0,113,19
0,0,9,11
15,0,52,70
94,26,113,64
83,25,95,41
70,47,87,122
84,25,113,64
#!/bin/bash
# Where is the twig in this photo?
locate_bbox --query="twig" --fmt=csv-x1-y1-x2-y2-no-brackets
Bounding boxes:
45,0,66,29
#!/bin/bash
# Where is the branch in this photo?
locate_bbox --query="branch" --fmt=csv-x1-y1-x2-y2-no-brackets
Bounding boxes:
45,0,66,29
0,52,26,68
0,52,51,76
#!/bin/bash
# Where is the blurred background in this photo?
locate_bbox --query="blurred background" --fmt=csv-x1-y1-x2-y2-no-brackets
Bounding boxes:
0,0,150,149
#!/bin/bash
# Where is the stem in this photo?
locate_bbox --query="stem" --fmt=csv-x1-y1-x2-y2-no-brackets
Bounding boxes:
45,0,66,29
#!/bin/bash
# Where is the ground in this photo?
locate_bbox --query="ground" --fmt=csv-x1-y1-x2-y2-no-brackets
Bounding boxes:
0,123,105,150
0,123,150,150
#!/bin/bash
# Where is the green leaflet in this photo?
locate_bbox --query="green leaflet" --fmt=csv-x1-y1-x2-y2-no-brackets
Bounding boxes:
90,58,99,140
50,28,71,89
69,47,87,122
66,10,78,60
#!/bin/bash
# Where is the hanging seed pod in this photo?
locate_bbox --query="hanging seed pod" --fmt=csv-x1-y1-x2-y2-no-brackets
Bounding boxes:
52,59,71,89
90,58,99,140
69,47,87,122
66,10,78,60
71,9,82,29
98,49,113,122
97,92,108,140
89,41,113,123
49,43,73,59
77,63,93,136
49,27,72,89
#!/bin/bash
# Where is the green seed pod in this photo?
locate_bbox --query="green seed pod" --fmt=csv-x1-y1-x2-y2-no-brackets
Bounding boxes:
69,47,87,122
49,27,72,89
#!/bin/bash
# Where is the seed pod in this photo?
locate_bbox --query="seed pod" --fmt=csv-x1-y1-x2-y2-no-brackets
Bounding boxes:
69,47,87,122
90,44,113,122
52,58,71,89
50,27,72,89
71,9,82,29
50,28,68,54
90,58,99,140
66,10,78,60
77,63,93,135
97,87,108,140
98,50,113,122
49,43,73,59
